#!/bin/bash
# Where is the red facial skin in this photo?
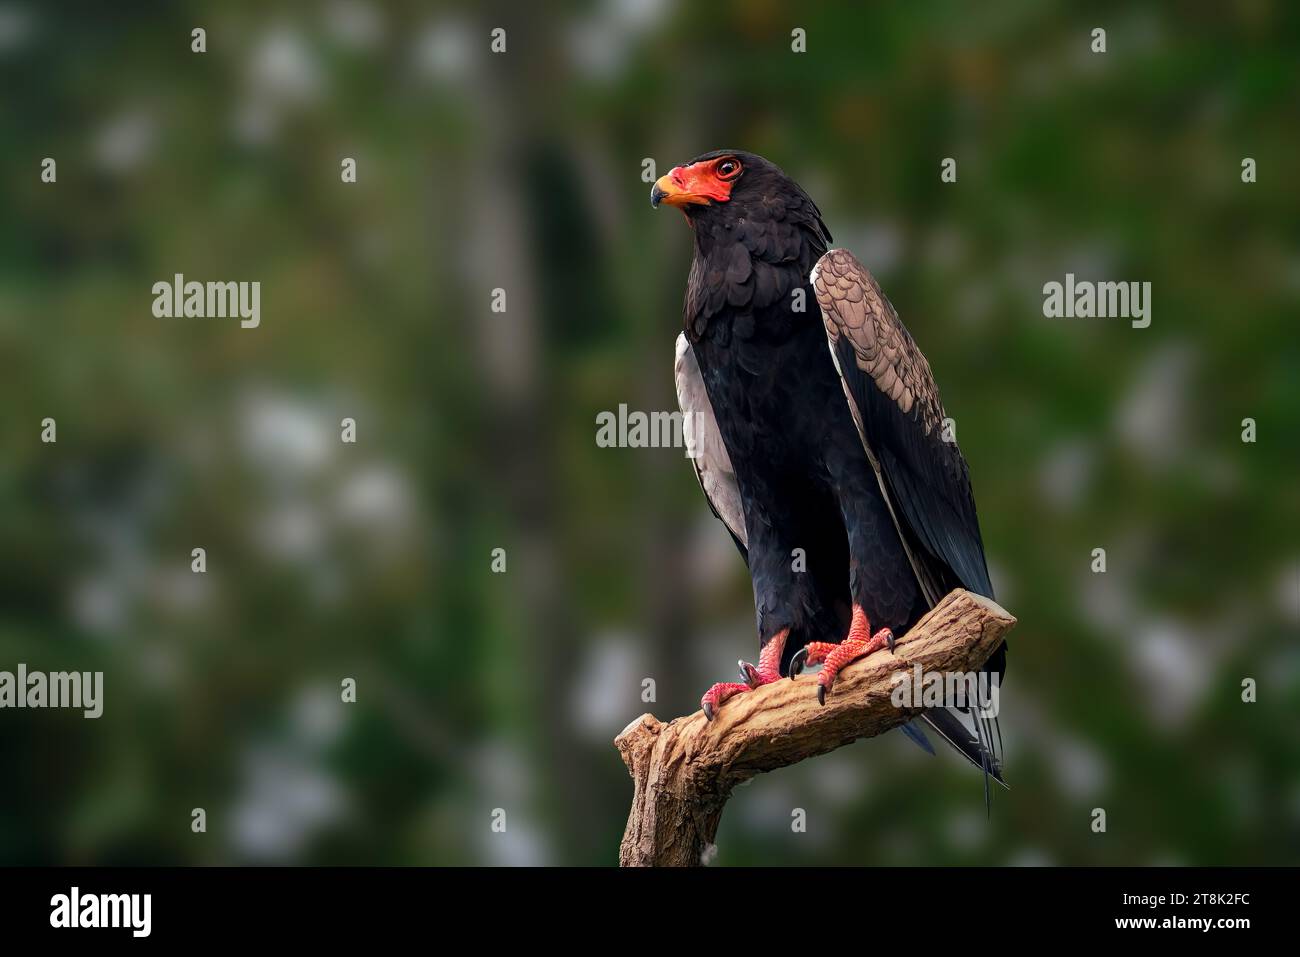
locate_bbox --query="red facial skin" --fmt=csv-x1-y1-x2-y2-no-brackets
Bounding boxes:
652,156,741,211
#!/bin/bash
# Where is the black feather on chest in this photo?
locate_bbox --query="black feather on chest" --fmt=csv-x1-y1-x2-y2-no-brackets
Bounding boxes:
683,208,845,467
683,190,830,347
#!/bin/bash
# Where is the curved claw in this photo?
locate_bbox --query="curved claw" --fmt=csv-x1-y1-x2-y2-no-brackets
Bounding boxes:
703,700,715,722
789,647,808,678
816,682,827,706
738,660,759,687
885,629,896,652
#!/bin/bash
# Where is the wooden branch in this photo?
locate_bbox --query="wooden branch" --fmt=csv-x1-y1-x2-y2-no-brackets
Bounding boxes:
614,589,1016,866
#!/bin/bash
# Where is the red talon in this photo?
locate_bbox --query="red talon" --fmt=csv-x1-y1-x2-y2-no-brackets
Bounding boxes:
701,681,752,721
793,641,838,670
804,605,893,705
701,628,788,720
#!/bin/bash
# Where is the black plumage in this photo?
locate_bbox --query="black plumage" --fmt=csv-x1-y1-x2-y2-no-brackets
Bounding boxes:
658,150,1006,792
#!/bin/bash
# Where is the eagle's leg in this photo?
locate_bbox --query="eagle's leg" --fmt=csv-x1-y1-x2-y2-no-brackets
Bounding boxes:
700,628,788,721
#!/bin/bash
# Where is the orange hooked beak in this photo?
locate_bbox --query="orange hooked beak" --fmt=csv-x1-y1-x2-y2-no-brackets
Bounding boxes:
650,162,733,209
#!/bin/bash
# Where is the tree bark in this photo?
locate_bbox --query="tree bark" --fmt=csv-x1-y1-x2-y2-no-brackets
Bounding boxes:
614,589,1016,866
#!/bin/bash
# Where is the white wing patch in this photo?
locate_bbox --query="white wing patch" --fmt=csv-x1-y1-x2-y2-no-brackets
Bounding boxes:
674,333,747,548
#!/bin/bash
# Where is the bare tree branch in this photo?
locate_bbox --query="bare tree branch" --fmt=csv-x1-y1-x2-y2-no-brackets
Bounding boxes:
614,589,1016,866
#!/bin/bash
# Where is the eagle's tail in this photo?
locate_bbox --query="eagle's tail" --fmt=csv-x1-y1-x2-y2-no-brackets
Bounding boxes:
919,707,1008,811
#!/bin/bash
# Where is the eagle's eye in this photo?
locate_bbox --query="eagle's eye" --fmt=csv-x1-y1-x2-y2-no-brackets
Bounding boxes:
716,158,741,179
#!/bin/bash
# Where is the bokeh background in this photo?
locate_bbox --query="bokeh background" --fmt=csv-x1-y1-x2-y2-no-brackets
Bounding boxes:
1,0,1297,866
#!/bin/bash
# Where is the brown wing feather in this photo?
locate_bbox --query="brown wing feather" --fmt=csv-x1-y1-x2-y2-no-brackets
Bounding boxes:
814,249,945,438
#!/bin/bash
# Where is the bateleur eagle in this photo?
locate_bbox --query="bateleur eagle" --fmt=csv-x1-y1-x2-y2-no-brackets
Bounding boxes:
653,150,1007,797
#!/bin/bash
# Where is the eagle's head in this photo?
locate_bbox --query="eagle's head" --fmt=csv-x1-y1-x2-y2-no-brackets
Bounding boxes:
651,149,830,252
652,150,832,336
651,149,782,219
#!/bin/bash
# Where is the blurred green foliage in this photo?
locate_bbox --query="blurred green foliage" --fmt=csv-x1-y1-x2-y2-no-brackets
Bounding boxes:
0,1,1297,865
